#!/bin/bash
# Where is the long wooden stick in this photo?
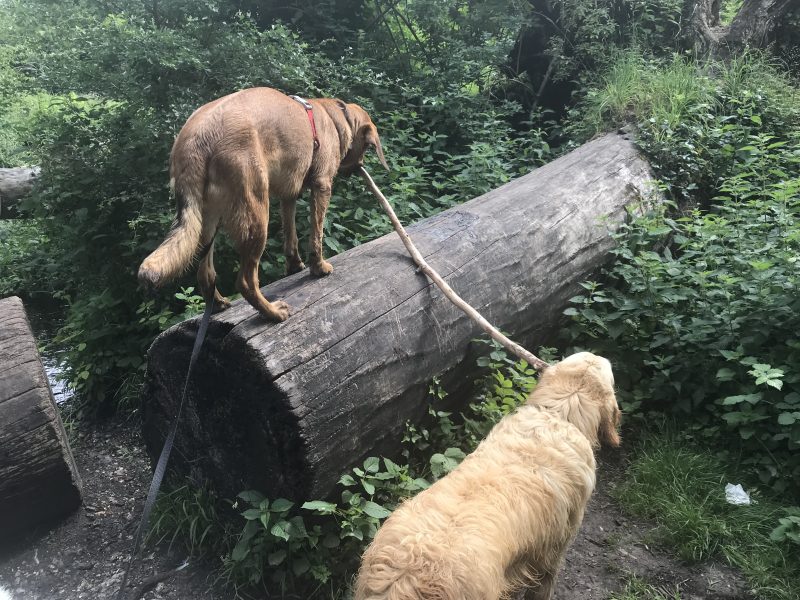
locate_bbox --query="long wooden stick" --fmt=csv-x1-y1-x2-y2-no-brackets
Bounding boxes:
359,167,550,372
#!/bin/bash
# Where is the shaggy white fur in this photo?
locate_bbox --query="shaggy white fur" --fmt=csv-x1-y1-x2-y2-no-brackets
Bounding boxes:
0,586,13,600
354,351,621,600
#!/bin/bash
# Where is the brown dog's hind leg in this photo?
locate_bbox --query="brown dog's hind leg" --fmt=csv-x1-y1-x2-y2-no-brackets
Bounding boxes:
233,194,290,322
308,178,333,277
196,235,230,313
280,197,305,275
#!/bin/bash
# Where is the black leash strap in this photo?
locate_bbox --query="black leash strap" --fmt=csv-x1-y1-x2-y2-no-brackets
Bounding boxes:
116,299,214,600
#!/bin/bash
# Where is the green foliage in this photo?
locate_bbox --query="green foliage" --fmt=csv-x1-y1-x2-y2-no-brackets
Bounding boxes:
610,576,681,600
575,50,800,205
770,510,800,546
0,0,550,412
149,483,224,554
564,52,800,495
615,434,800,599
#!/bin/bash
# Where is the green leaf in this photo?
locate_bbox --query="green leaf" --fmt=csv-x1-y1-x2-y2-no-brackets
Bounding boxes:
270,498,294,513
270,520,291,541
778,412,799,426
242,508,262,520
361,479,375,495
301,500,337,514
292,556,310,576
722,393,762,405
237,490,266,504
362,501,391,519
230,538,251,562
363,456,380,473
268,549,287,566
716,368,736,382
339,474,356,486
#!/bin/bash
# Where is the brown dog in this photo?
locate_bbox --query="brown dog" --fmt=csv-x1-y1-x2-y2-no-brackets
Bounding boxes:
354,352,621,600
138,87,388,321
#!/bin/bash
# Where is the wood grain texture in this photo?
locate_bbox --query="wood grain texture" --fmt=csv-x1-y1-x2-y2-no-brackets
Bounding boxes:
0,296,82,542
141,133,658,500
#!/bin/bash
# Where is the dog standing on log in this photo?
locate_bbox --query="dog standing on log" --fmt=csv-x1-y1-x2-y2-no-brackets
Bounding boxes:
354,352,621,600
138,88,388,321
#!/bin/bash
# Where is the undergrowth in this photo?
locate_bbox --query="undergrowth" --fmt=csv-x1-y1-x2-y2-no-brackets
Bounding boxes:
565,51,800,495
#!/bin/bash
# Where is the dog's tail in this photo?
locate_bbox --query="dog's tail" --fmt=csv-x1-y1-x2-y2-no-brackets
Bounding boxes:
137,144,206,290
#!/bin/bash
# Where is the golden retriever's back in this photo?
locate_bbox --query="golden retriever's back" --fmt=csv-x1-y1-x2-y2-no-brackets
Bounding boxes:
355,408,596,600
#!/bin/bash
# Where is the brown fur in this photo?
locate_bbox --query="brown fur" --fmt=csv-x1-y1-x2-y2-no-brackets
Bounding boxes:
137,87,388,321
354,352,621,600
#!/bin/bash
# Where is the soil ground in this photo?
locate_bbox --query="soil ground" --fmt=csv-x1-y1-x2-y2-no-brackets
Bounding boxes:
0,422,753,600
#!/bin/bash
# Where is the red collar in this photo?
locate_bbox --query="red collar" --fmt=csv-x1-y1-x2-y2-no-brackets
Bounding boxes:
289,95,320,151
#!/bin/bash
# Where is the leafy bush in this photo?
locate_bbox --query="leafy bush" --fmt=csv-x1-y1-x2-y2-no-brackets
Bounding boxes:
0,0,550,413
564,55,800,494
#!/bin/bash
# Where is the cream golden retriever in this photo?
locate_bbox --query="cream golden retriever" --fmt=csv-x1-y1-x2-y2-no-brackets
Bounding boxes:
354,351,621,600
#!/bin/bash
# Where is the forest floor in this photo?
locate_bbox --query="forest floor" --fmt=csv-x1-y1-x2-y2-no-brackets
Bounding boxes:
0,420,754,600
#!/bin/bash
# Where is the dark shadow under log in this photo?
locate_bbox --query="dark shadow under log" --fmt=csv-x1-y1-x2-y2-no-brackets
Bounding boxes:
140,133,658,501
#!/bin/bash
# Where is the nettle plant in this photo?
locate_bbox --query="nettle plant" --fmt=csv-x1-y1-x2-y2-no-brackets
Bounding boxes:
563,132,800,494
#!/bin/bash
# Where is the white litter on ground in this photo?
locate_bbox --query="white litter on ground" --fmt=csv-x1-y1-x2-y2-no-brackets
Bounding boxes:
725,483,752,505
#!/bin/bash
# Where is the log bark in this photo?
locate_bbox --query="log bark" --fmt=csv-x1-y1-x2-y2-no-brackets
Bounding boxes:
0,296,82,541
0,167,39,219
140,133,658,501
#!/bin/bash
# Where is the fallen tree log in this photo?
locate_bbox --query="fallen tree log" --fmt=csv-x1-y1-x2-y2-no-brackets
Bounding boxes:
0,296,82,541
0,167,39,218
141,132,658,500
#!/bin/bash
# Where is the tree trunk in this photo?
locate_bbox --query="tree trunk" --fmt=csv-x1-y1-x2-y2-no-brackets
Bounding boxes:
0,167,39,218
140,133,659,501
0,296,83,542
688,0,796,57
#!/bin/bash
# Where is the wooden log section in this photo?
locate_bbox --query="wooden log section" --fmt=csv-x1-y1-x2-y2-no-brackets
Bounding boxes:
140,133,657,500
0,167,39,218
0,296,82,541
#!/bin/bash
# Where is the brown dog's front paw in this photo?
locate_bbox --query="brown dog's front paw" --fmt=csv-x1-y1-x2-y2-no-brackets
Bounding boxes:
286,260,306,275
264,300,291,322
212,297,232,313
310,260,333,277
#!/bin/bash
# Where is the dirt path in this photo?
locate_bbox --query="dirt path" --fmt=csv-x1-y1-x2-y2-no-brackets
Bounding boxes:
0,421,218,600
556,447,751,600
0,423,752,600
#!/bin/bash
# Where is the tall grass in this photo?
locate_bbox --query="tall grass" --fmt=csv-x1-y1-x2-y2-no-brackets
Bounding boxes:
575,50,799,143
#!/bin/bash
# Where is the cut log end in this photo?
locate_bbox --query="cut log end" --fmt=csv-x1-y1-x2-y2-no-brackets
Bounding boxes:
0,296,82,543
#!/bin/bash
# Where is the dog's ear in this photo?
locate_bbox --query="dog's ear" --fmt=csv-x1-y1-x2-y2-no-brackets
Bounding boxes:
357,124,389,171
335,99,351,125
599,403,622,447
